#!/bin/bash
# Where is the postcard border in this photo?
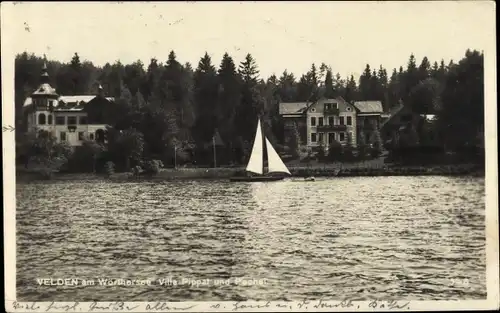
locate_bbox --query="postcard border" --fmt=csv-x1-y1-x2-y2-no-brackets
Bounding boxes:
2,2,499,312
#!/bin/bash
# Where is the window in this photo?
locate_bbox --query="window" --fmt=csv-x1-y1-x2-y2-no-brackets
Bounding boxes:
318,133,324,143
78,132,85,141
79,116,87,125
325,102,337,108
48,115,53,125
89,133,95,140
318,117,324,126
328,116,334,125
38,113,46,125
347,116,352,126
56,116,65,125
95,129,105,143
60,132,67,142
311,117,316,126
311,133,317,142
328,132,335,144
340,116,345,125
339,132,345,141
67,116,77,125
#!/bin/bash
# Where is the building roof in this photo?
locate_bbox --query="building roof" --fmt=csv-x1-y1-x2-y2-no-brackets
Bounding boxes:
31,83,58,97
279,97,351,115
23,95,115,110
353,101,383,114
59,95,114,105
380,103,406,130
59,95,99,104
279,102,309,115
379,105,435,130
420,114,436,122
24,64,115,111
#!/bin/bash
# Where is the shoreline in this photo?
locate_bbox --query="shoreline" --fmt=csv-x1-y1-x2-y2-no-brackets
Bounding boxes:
16,164,484,182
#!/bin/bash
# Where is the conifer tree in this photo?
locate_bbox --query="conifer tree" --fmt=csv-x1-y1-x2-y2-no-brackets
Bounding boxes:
359,64,372,100
277,70,297,102
217,52,241,149
344,75,358,103
324,68,335,98
238,54,264,143
193,52,219,144
418,56,431,82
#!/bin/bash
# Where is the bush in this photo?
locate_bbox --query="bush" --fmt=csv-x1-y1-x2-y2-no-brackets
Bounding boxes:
21,131,73,178
341,145,356,162
327,140,343,161
299,145,310,154
357,144,369,160
142,159,163,176
104,161,115,177
310,144,325,162
370,146,382,158
37,167,55,180
132,165,143,177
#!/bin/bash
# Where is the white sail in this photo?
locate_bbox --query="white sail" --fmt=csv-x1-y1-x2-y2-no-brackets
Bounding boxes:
265,137,291,175
246,119,264,174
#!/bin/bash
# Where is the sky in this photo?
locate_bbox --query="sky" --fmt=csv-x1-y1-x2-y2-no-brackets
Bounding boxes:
1,1,496,80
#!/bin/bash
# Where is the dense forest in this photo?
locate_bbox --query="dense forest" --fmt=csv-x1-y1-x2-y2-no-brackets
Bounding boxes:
15,49,484,173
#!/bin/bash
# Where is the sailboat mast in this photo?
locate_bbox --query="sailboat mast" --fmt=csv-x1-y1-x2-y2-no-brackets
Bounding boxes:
258,116,267,174
213,135,217,168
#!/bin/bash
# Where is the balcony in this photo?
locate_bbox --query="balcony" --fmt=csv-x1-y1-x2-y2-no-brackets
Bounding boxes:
324,107,340,115
316,124,347,132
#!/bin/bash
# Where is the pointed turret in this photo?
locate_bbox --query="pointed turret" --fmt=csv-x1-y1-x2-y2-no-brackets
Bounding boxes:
31,61,58,98
40,61,49,83
28,59,59,110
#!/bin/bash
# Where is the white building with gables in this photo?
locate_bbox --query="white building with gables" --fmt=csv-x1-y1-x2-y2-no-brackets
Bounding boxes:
22,63,114,146
279,97,358,150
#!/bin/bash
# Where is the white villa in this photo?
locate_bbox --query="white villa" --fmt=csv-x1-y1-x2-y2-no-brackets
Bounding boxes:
280,97,358,150
22,63,113,146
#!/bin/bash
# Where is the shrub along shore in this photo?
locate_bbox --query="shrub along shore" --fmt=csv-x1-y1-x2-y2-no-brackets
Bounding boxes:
16,163,483,181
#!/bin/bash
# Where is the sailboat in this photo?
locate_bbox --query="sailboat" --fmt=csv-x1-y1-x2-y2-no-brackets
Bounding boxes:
229,119,291,182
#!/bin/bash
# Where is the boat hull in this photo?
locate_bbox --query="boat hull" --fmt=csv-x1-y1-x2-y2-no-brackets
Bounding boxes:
229,176,285,182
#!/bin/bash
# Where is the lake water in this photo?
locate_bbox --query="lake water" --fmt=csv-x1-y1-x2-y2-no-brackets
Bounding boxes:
16,176,486,301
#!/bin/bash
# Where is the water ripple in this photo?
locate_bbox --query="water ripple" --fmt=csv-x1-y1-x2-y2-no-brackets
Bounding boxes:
16,176,486,301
